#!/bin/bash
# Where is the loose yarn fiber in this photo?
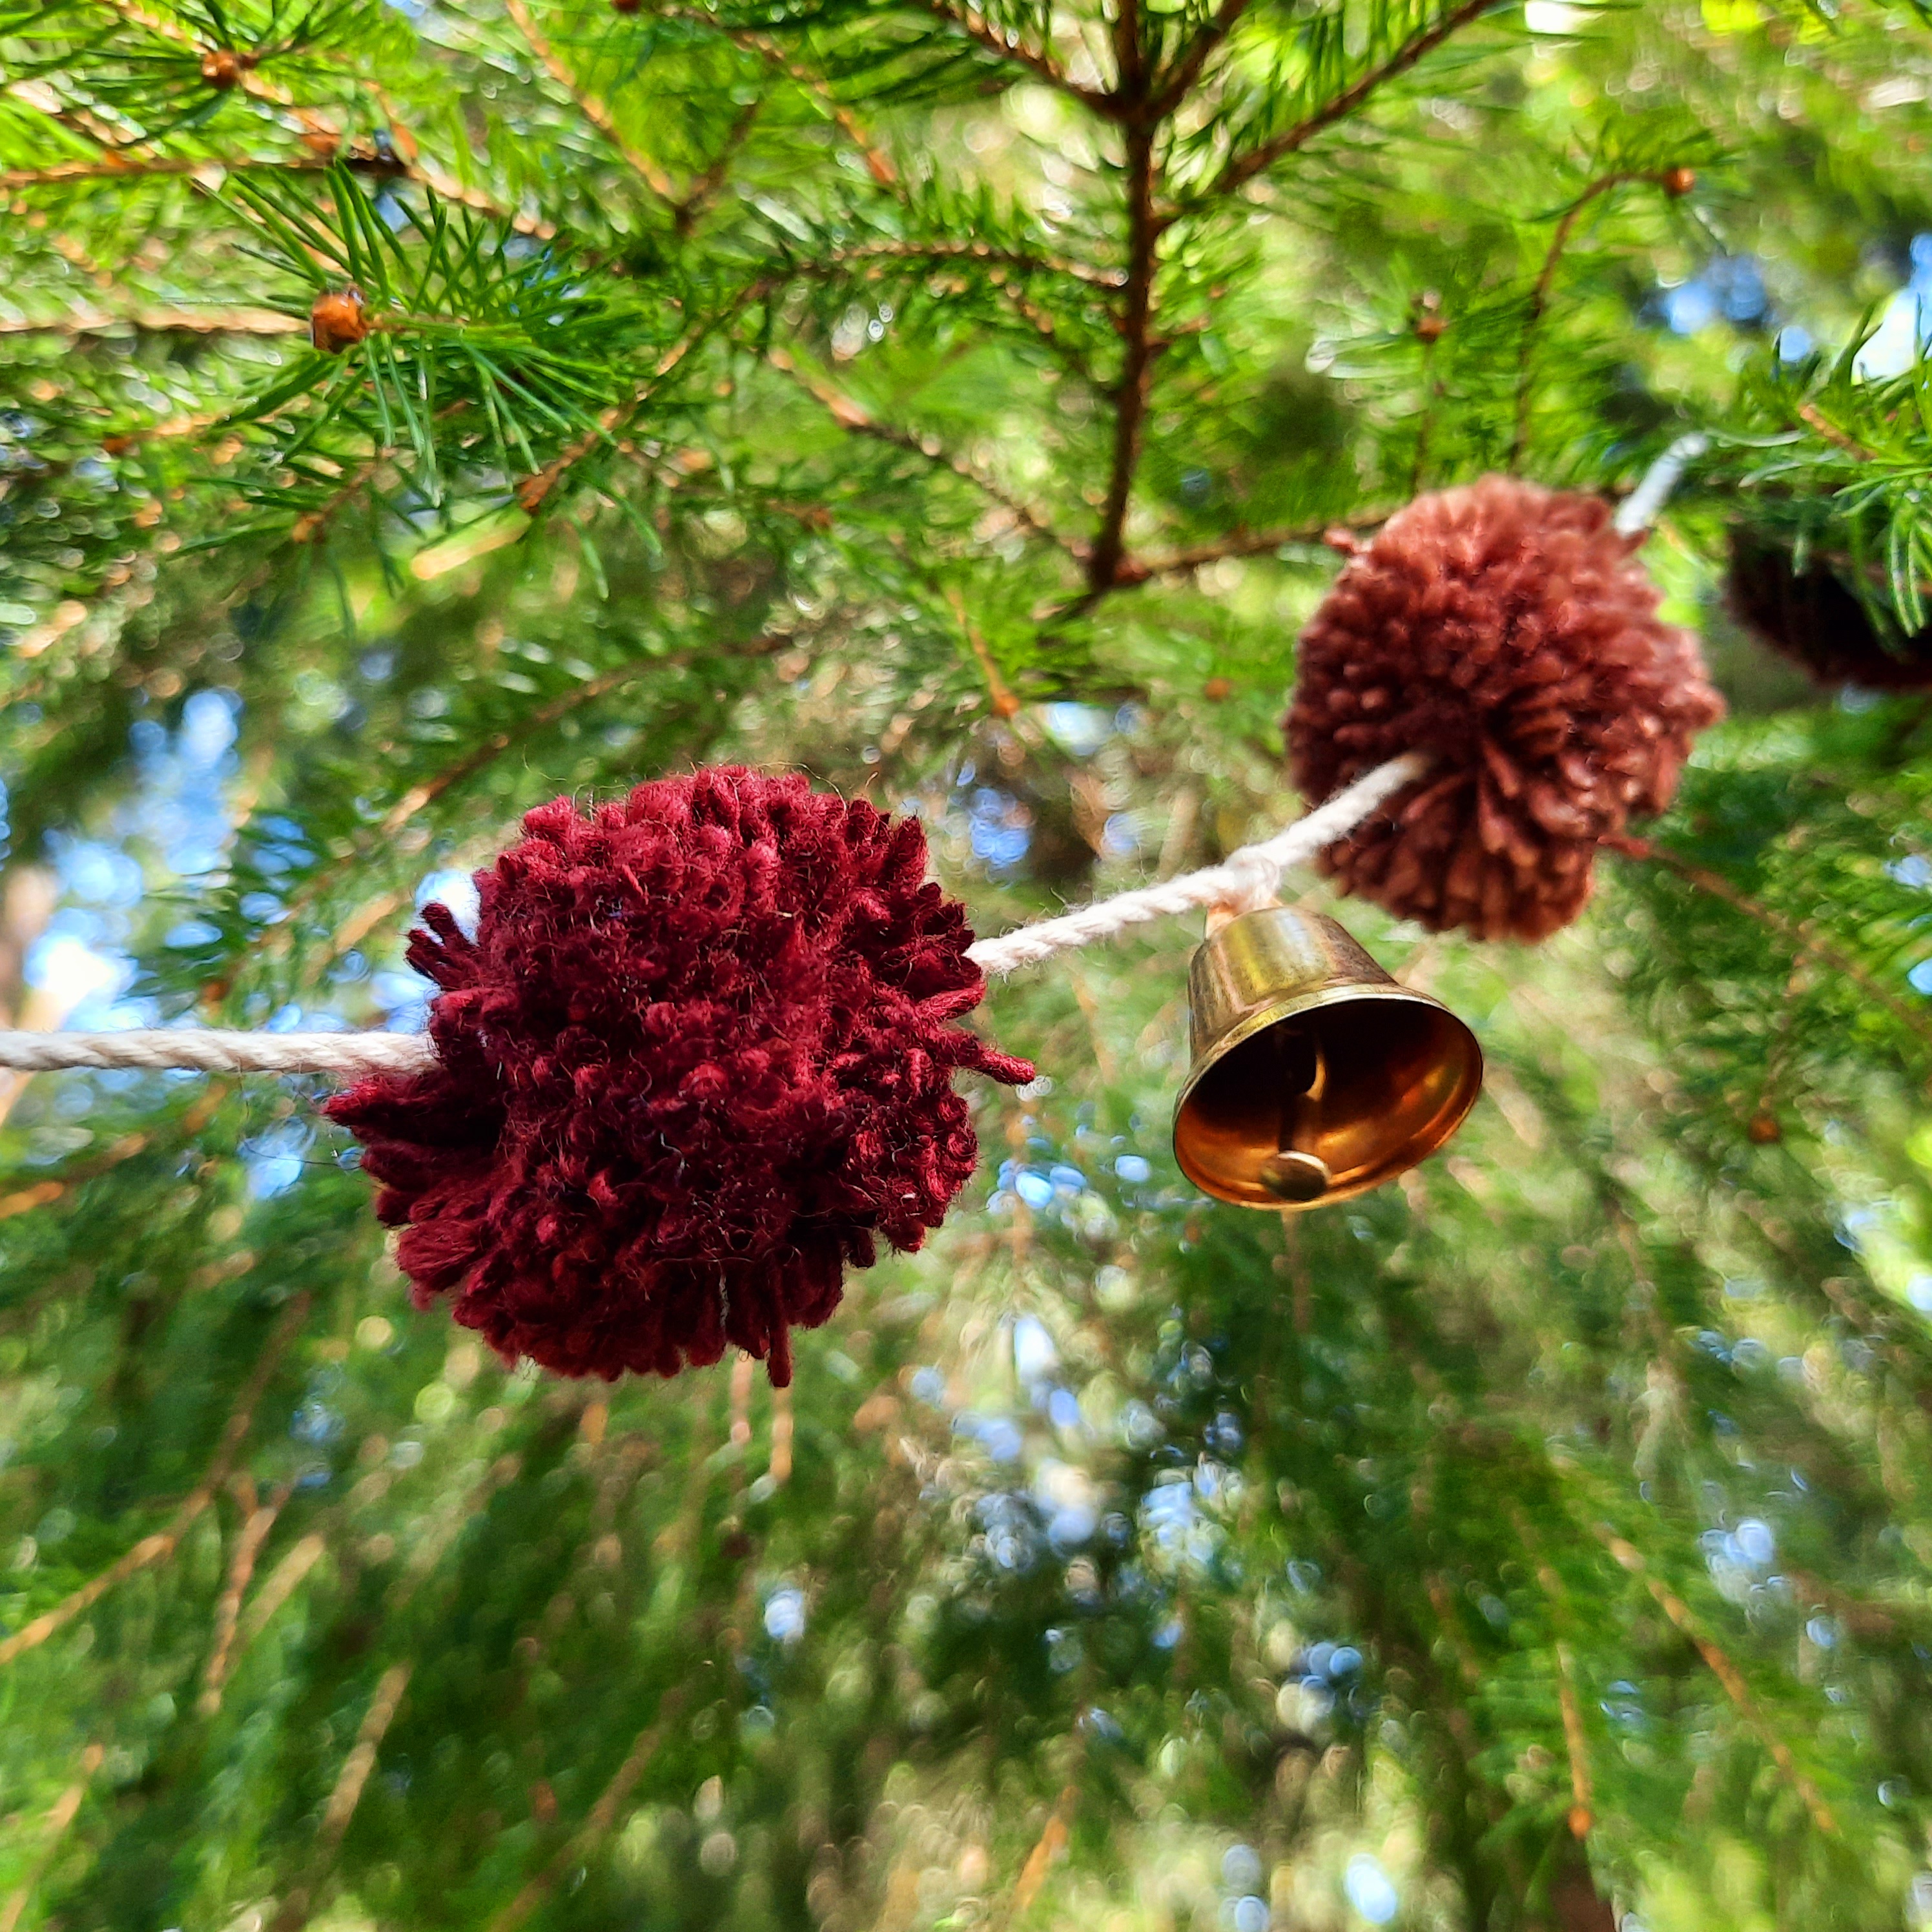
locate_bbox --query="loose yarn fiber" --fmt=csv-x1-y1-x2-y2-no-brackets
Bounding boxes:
1287,475,1725,941
327,768,1033,1386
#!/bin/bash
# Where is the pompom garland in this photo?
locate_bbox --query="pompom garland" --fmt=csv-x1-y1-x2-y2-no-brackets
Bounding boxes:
1727,529,1932,691
327,769,1032,1386
1286,475,1725,941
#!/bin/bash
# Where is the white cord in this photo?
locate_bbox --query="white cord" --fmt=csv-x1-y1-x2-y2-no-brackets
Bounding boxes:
0,754,1426,1074
1614,432,1708,539
964,752,1428,975
0,1029,438,1074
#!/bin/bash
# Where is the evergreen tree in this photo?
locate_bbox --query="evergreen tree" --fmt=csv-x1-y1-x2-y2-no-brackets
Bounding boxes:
4,3,1932,1930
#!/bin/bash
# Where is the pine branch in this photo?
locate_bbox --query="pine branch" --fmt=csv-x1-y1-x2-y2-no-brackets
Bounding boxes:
828,238,1125,292
1147,0,1253,118
0,305,305,336
908,0,1118,115
1596,1529,1839,1836
1603,834,1932,1048
0,1293,311,1668
268,1663,416,1932
1511,171,1661,468
1086,120,1160,591
767,346,1085,560
198,1479,290,1715
502,0,680,203
0,1746,104,1932
1197,0,1497,204
482,1690,690,1932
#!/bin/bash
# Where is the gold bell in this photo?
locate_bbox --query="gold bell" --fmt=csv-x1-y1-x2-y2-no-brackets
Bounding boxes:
1173,906,1483,1210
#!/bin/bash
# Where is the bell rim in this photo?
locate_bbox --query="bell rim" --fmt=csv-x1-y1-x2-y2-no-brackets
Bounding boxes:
1171,982,1484,1211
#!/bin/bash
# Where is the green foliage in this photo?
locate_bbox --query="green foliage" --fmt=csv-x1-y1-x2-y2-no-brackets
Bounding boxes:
3,2,1932,1931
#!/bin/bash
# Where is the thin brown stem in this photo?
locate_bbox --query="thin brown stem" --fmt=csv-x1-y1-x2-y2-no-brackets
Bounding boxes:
1124,515,1382,582
673,96,761,234
0,1294,311,1667
1087,121,1162,591
268,1663,416,1932
1603,834,1932,1048
482,1690,688,1932
769,348,1084,559
0,1746,104,1932
1511,172,1644,469
0,305,302,338
911,0,1118,115
1199,0,1494,204
828,240,1124,292
503,0,679,203
199,1481,289,1714
1596,1529,1838,1835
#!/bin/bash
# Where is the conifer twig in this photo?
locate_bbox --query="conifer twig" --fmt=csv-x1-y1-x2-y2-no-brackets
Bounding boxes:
199,1480,291,1714
1603,834,1932,1045
0,1745,105,1932
1595,1530,1838,1835
502,0,679,203
911,1,1116,114
1511,172,1652,469
482,1690,689,1932
1086,121,1162,591
0,1294,311,1667
767,348,1084,559
267,1663,415,1932
1198,0,1496,203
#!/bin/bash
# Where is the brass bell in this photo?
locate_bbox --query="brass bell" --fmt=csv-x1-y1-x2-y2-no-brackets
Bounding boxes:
1173,905,1483,1210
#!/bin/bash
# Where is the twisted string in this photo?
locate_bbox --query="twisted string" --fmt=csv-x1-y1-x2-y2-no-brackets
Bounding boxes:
0,754,1427,1075
964,751,1430,974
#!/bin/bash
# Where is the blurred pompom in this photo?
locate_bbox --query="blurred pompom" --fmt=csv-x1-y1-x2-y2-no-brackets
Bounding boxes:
328,768,1031,1386
1727,529,1932,691
1286,475,1725,941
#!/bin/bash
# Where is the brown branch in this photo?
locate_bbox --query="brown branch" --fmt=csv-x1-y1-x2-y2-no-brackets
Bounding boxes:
1086,121,1162,591
0,305,303,338
0,1746,104,1932
1200,0,1495,203
1603,834,1932,1048
373,630,792,841
910,0,1118,114
673,95,761,234
267,1663,415,1932
1596,1530,1838,1835
0,1293,310,1667
946,586,1022,718
730,31,896,186
1511,172,1647,469
503,0,679,203
768,347,1084,559
828,239,1124,292
1122,515,1382,582
482,1691,688,1932
198,1481,289,1715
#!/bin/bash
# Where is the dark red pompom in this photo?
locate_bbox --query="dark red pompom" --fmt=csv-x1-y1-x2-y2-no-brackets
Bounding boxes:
327,768,1032,1386
1286,475,1725,941
1727,529,1932,690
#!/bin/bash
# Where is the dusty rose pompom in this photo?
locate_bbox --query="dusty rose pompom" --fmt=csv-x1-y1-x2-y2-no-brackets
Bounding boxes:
1286,475,1725,941
327,768,1032,1386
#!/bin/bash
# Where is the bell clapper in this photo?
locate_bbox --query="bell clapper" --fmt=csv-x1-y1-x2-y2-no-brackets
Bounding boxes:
1260,1026,1331,1204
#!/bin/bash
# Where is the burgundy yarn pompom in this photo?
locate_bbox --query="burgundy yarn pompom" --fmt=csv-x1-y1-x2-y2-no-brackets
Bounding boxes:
326,768,1032,1386
1727,529,1932,690
1286,475,1725,941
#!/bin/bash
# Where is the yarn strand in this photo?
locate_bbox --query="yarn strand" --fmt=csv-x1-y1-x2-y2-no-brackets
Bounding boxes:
0,754,1426,1074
